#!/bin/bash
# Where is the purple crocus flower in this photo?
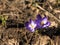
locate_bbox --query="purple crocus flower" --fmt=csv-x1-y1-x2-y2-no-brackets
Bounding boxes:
36,14,51,28
25,19,37,32
25,14,51,32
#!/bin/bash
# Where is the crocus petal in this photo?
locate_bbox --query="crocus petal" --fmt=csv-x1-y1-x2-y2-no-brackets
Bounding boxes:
46,22,51,26
35,14,42,28
29,28,35,32
25,22,34,32
29,20,37,29
25,22,29,27
42,22,51,28
36,14,42,20
42,17,48,24
25,19,37,32
35,20,41,29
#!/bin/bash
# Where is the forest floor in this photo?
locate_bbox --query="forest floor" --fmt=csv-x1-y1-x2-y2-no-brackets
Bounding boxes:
0,0,60,45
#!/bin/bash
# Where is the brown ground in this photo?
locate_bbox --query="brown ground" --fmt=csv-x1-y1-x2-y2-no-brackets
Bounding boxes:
0,0,60,45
